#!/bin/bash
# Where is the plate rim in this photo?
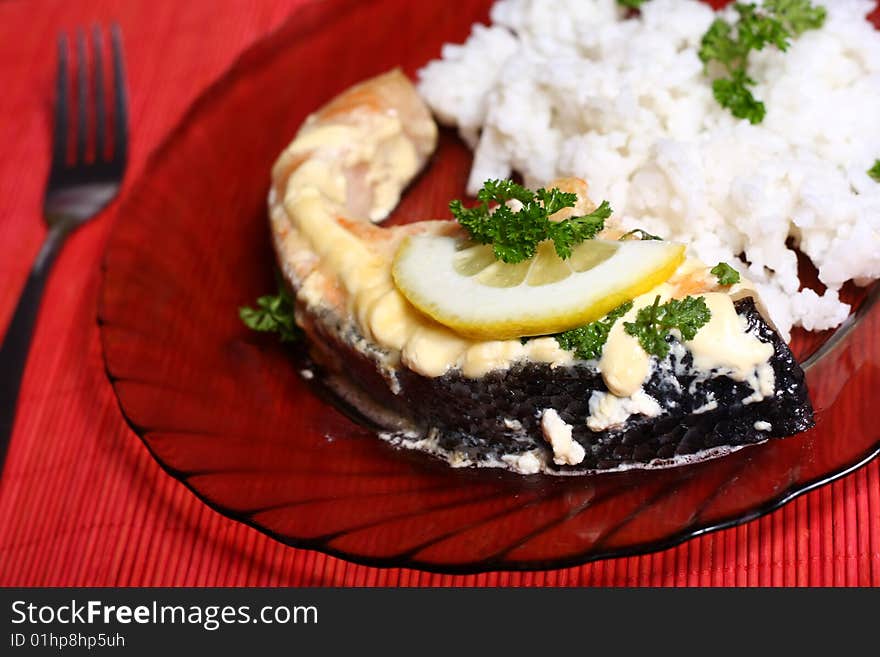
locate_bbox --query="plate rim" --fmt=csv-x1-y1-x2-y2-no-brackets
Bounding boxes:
97,0,880,574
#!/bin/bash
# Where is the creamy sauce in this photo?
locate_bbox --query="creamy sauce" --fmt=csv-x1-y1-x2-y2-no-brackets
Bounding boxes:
588,288,776,428
742,363,776,404
500,450,542,475
599,285,672,397
684,293,775,379
541,409,585,466
598,281,775,393
586,388,662,432
400,324,470,378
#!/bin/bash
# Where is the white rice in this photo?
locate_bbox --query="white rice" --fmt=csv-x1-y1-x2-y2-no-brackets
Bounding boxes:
417,0,880,339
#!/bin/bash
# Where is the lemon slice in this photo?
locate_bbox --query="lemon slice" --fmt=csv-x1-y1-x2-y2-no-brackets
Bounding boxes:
392,237,685,340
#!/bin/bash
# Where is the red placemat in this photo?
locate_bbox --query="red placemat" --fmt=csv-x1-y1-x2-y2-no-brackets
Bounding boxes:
0,0,878,587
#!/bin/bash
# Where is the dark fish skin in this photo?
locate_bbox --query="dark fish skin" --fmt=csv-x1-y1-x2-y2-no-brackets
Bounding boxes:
299,296,814,473
399,299,813,470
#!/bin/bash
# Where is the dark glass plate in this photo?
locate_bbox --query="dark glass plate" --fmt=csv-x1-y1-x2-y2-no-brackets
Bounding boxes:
98,0,880,573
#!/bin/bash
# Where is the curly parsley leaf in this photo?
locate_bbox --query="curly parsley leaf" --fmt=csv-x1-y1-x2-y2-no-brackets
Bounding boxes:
619,228,662,241
547,200,613,259
624,295,711,358
239,283,300,343
764,0,827,36
477,178,536,206
868,160,880,183
712,74,766,124
617,0,649,8
450,180,612,264
711,262,742,285
699,1,826,124
448,200,493,245
554,301,634,360
535,187,579,215
735,3,791,52
700,19,743,68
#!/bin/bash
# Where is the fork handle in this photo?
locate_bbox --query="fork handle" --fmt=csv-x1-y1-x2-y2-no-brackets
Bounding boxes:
0,223,72,472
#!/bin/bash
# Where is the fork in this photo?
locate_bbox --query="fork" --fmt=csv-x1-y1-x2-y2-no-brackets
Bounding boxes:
0,25,128,470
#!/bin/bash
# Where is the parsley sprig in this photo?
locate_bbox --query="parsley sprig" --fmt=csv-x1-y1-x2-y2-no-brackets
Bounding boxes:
450,179,613,264
711,262,741,285
619,228,662,241
554,301,634,360
617,0,649,8
699,1,826,124
869,160,880,183
239,283,300,343
624,296,711,358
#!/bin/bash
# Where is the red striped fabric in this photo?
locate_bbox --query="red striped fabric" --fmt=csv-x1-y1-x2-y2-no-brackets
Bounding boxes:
0,0,878,587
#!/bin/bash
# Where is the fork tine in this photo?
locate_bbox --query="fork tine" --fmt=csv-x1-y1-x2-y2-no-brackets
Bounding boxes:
110,24,128,168
52,34,69,172
92,26,106,162
75,28,88,164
